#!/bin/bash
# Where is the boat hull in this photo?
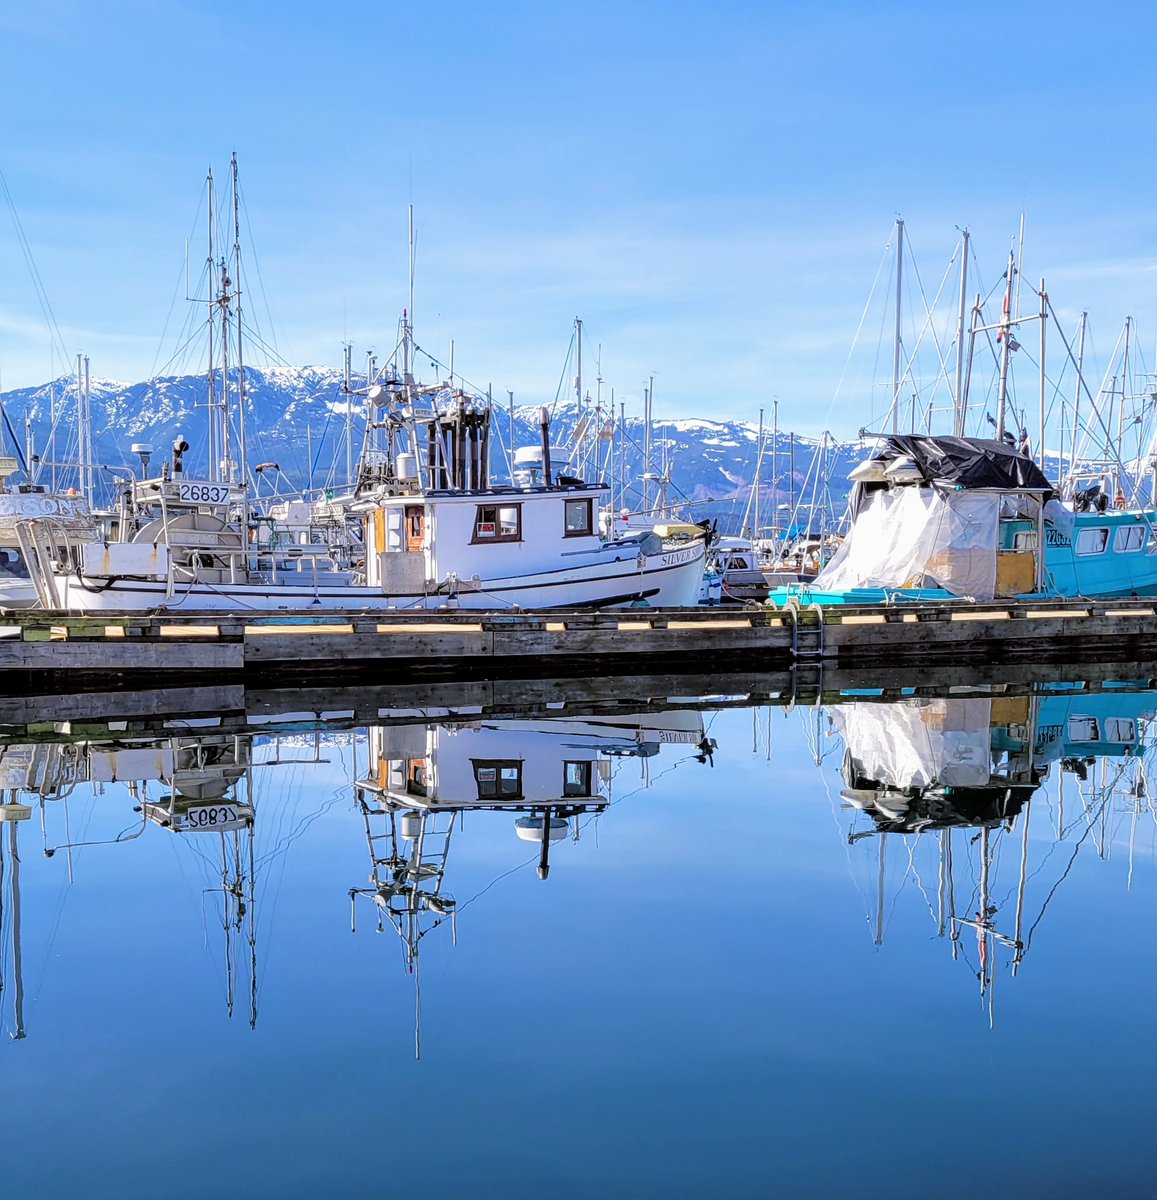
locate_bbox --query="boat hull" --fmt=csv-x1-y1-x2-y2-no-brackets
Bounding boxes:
49,540,707,613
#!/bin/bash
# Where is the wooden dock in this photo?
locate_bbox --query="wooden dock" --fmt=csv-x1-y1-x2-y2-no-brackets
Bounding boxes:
0,656,1153,742
3,597,1157,678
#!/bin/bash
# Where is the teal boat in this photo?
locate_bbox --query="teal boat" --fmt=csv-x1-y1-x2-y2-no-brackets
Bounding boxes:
770,434,1157,607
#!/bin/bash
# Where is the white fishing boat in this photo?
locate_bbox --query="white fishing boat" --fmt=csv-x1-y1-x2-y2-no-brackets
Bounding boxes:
0,460,90,609
13,172,706,614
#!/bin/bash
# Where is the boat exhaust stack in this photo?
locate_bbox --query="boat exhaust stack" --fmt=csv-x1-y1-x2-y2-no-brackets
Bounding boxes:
540,407,552,488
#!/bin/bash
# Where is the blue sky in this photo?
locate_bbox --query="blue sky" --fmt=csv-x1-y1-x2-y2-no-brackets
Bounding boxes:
4,0,1157,435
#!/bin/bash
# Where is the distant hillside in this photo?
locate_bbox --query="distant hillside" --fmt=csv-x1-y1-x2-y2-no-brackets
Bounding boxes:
0,366,868,533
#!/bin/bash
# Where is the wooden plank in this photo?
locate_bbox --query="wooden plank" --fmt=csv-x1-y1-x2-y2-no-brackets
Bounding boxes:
375,623,484,634
951,610,1010,621
159,625,221,637
1024,609,1091,619
616,621,653,631
244,623,356,636
0,641,243,670
665,619,752,629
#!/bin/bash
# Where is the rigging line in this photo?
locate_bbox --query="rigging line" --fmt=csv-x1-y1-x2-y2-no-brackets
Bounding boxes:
826,227,894,430
238,183,290,363
148,193,211,379
1022,794,1110,957
898,242,959,415
549,328,577,424
0,166,73,368
238,322,294,367
151,325,213,380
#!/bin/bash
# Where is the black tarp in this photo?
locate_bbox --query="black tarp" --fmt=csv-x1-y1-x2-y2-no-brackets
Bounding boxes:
870,435,1053,497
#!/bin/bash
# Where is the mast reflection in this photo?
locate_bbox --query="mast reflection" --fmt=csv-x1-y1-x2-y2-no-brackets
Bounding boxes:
827,685,1155,1023
350,710,713,1055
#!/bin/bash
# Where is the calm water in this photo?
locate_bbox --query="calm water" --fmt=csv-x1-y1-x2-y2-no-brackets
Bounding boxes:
2,673,1157,1199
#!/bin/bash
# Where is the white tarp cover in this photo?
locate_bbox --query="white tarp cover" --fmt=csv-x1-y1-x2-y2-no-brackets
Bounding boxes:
833,698,993,791
813,486,1001,598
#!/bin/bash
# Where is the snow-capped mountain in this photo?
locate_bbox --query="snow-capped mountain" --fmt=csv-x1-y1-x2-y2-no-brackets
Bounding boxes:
0,366,862,532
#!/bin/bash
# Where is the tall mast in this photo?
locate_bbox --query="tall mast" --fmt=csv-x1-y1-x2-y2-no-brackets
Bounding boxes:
575,316,582,412
1038,278,1047,469
83,354,91,502
206,167,217,483
953,228,970,436
891,218,904,434
405,205,415,387
995,249,1016,441
75,354,83,496
1070,311,1087,494
753,407,764,541
643,376,653,513
507,389,515,484
1119,317,1132,501
771,398,779,544
220,241,231,482
344,343,354,485
231,152,248,487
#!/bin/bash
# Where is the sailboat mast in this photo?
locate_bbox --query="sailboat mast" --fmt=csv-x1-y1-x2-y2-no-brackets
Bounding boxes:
344,343,354,486
771,399,779,544
953,228,970,436
231,152,248,487
1119,317,1132,502
1038,279,1047,469
891,218,903,434
75,354,85,499
206,167,218,483
1070,312,1087,495
83,354,92,502
995,250,1016,441
220,242,232,482
643,376,653,514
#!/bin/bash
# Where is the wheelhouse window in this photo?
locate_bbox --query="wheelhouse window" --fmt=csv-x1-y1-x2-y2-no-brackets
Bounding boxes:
1075,527,1109,556
472,503,522,543
1114,525,1146,554
564,498,593,537
563,760,594,797
405,758,428,798
473,760,523,800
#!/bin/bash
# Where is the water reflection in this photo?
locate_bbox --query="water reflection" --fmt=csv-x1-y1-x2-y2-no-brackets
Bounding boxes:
0,669,1155,1047
349,710,714,1054
829,685,1156,1023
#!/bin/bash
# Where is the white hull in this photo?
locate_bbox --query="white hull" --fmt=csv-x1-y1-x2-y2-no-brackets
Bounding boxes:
0,580,38,609
50,541,706,613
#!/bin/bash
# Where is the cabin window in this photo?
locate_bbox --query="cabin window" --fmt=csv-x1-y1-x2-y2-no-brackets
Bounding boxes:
1114,525,1146,554
1075,527,1109,556
564,498,593,537
563,760,594,797
473,760,523,800
472,503,522,543
405,758,428,798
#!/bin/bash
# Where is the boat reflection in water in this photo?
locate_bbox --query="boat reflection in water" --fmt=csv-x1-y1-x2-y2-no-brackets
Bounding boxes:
16,730,270,1031
350,709,714,1055
0,687,714,1045
2,669,1156,1047
828,685,1155,1023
